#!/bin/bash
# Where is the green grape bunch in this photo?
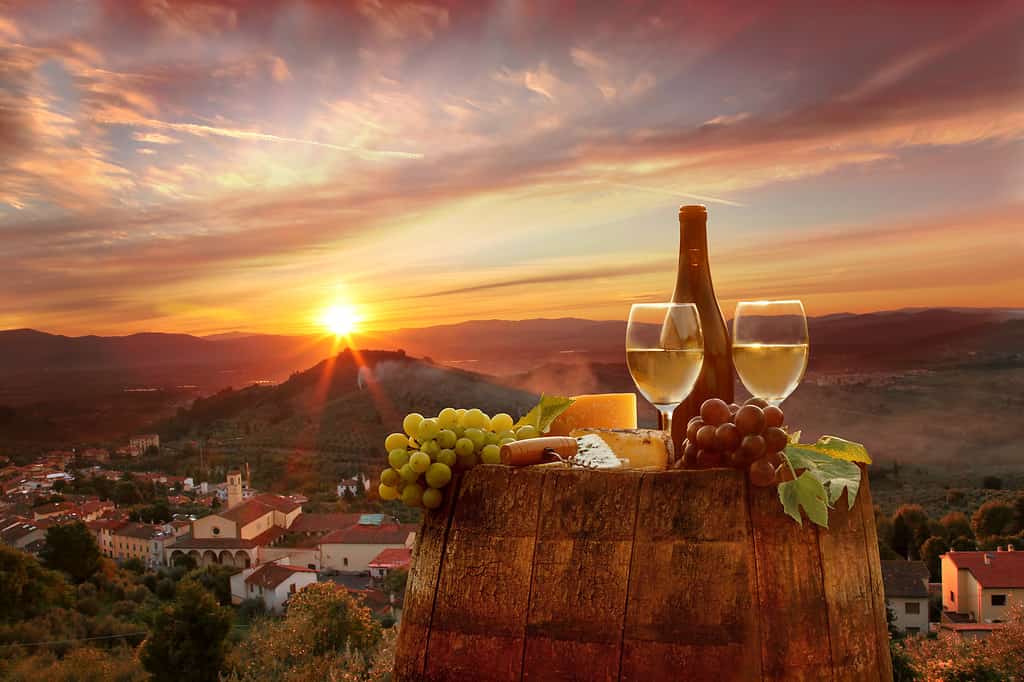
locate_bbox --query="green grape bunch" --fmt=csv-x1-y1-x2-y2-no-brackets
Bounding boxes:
377,407,534,509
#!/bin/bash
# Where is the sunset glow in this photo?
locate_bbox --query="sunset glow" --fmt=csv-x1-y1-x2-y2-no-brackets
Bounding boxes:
320,304,360,338
0,2,1021,336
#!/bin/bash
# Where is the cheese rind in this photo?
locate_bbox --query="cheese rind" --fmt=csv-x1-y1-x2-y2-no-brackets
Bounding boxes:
569,428,672,470
546,393,637,436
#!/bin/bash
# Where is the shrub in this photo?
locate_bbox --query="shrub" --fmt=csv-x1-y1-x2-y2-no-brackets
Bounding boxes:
981,476,1002,490
76,597,100,617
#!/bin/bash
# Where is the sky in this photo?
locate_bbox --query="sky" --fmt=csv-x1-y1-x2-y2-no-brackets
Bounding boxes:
1,0,1022,336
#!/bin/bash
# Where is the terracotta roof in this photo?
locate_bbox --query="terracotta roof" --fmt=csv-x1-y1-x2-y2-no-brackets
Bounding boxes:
33,501,75,515
115,523,161,540
368,547,412,569
219,494,300,526
881,560,929,598
250,494,302,513
940,622,1005,632
171,525,286,550
245,563,317,589
288,513,361,533
945,550,1024,589
319,523,417,546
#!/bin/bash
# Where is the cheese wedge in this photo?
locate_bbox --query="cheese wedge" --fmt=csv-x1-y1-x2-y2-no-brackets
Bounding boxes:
547,393,637,436
569,428,672,470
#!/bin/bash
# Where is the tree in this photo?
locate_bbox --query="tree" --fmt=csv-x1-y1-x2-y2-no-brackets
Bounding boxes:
951,535,977,551
0,544,72,621
981,475,1002,490
892,505,929,559
186,564,236,605
381,568,408,599
971,501,1019,538
920,536,949,582
940,512,973,541
140,579,232,682
113,480,142,506
227,582,384,681
40,521,101,583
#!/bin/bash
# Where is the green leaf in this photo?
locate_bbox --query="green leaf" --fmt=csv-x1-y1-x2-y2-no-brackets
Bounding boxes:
784,444,862,510
515,394,575,433
778,472,830,528
802,435,871,464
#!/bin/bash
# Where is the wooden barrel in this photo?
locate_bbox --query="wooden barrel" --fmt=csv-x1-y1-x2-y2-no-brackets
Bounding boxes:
394,465,893,682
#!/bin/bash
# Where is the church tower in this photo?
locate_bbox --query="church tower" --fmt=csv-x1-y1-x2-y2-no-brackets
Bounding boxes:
227,470,243,509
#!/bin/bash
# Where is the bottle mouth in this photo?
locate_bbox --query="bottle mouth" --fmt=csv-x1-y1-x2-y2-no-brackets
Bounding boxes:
679,204,707,217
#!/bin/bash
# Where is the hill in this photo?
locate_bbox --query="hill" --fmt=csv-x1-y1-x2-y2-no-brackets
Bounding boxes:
151,349,538,492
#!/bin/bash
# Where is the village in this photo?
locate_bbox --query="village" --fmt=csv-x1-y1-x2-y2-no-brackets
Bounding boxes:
0,434,414,621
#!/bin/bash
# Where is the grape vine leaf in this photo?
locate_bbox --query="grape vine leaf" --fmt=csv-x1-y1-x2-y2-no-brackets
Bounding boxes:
803,435,872,464
778,472,830,528
515,394,575,433
784,441,863,511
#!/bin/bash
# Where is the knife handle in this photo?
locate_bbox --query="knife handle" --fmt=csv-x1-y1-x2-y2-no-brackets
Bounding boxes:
500,436,578,466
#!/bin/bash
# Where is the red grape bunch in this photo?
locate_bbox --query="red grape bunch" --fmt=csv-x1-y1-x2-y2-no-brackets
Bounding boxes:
677,397,791,487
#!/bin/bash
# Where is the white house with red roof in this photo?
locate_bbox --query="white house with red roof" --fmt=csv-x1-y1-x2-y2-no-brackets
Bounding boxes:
941,546,1024,634
230,559,318,613
368,547,412,580
319,514,417,573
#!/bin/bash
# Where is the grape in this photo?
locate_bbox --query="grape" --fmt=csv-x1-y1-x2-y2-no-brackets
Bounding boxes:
735,405,766,436
399,463,419,483
456,408,467,418
714,423,741,452
749,459,776,487
728,449,750,468
764,427,788,453
379,483,400,501
499,437,516,447
744,397,769,409
700,398,731,426
403,413,424,438
480,444,501,464
436,448,457,467
422,488,443,509
409,451,431,473
766,450,784,468
695,424,718,450
384,433,408,451
425,462,453,488
763,405,785,428
696,449,724,468
464,427,486,449
485,431,501,446
686,417,704,442
437,429,457,449
515,425,539,440
438,407,459,429
738,434,766,460
776,463,796,482
380,469,399,487
729,403,741,415
401,483,424,507
388,449,409,470
496,430,516,442
417,418,441,442
491,413,514,432
454,437,475,457
462,408,491,430
682,440,698,468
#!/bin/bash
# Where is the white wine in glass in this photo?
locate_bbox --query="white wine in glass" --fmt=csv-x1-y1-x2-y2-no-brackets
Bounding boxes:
626,303,704,433
732,300,808,406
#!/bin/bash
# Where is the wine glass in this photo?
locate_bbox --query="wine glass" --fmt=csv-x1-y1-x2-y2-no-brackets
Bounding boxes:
626,303,704,433
732,300,809,406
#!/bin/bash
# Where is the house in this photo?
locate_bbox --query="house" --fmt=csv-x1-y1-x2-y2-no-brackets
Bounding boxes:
941,547,1024,633
128,434,159,456
32,501,77,521
319,514,416,573
0,516,46,550
368,547,412,580
230,561,318,613
337,478,362,497
110,522,174,568
881,560,930,635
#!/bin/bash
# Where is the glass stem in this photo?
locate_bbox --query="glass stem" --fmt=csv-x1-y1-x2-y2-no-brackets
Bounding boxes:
658,408,673,434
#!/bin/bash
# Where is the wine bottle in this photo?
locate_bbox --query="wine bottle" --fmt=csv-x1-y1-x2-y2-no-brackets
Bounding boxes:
669,205,733,453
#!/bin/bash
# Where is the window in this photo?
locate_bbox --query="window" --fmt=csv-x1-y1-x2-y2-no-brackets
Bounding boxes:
905,602,920,615
290,583,297,593
949,591,955,603
905,627,920,635
991,594,1007,606
212,526,220,535
343,558,348,567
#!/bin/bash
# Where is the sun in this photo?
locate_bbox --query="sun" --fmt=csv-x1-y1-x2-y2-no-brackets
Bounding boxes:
320,304,360,337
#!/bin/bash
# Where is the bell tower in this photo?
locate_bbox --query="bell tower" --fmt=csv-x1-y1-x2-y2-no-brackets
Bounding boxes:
227,470,243,509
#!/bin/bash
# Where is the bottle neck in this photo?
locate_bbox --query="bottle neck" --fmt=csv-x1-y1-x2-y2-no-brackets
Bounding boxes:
673,214,715,303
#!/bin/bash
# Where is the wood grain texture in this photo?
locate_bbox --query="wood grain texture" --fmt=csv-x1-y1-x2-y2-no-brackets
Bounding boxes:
748,481,834,682
621,468,761,681
857,467,895,682
425,466,544,682
818,487,880,682
393,474,460,680
394,465,893,682
522,469,643,681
